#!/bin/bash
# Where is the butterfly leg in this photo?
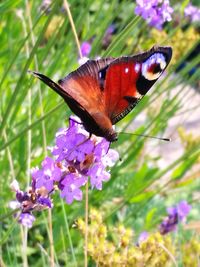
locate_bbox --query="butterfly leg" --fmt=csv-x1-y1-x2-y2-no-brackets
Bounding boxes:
65,133,93,161
69,116,83,125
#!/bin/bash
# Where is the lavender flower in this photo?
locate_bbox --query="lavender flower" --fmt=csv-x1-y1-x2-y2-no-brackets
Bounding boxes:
159,201,191,235
40,0,52,13
10,179,53,228
18,213,36,228
184,3,200,22
60,173,87,204
138,231,149,244
32,157,62,192
135,0,173,30
31,116,118,205
80,41,91,57
51,116,119,198
10,116,119,227
88,162,110,190
102,24,116,49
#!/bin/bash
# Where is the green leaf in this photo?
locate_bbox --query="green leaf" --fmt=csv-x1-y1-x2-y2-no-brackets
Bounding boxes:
171,153,199,181
125,163,159,200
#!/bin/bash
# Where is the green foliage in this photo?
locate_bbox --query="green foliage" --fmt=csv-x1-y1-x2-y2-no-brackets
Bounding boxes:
0,0,200,266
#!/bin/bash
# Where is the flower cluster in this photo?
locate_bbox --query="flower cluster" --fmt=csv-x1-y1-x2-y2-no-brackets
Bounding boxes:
10,117,118,227
159,200,191,234
135,0,173,30
182,239,200,267
184,3,200,23
10,179,52,228
50,117,118,200
77,208,174,267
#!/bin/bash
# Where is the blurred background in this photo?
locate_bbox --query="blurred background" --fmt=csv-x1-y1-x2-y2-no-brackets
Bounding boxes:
0,0,200,266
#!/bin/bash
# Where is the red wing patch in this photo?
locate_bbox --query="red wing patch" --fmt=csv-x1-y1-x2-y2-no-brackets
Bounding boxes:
104,61,142,123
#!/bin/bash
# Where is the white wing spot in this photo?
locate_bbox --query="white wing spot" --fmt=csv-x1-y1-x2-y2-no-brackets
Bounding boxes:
135,63,140,73
125,67,129,73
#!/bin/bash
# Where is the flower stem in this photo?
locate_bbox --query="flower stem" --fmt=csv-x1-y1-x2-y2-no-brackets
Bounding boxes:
17,7,31,267
26,0,47,154
25,2,53,266
48,209,55,267
63,0,82,58
61,199,77,266
84,182,89,267
20,226,28,267
2,127,15,180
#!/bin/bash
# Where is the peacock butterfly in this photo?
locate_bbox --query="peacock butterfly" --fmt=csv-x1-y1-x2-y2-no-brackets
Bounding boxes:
30,46,172,142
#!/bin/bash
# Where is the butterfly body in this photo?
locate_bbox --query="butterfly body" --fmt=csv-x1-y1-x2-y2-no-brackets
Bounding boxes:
30,46,172,142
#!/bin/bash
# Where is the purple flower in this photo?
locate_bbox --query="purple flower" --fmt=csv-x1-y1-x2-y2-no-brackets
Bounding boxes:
30,116,118,206
138,231,149,244
184,3,200,22
171,200,191,221
106,24,116,35
88,163,110,190
52,123,92,162
60,173,87,204
33,157,62,192
38,197,52,208
10,115,119,228
67,135,94,162
10,178,53,228
18,213,35,228
135,0,159,19
51,116,119,200
102,24,116,49
135,0,173,30
159,201,191,235
80,41,91,57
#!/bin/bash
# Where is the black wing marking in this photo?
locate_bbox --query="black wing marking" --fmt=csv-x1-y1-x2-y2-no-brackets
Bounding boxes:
58,58,115,90
111,96,142,124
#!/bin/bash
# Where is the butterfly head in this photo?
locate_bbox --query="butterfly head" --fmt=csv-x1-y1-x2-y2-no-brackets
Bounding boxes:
83,111,118,142
105,129,118,142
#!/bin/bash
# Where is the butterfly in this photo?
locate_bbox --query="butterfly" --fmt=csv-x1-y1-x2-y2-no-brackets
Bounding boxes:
30,46,172,142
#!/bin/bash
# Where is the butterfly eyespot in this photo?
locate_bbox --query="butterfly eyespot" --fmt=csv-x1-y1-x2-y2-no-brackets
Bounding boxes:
142,52,167,81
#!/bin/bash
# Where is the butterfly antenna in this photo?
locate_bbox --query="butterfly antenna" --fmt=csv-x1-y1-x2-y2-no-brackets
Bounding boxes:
119,132,171,142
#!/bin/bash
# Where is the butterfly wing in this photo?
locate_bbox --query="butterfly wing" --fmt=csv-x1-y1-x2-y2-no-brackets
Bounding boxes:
103,46,172,124
30,46,172,141
29,58,117,139
29,70,99,125
58,58,114,115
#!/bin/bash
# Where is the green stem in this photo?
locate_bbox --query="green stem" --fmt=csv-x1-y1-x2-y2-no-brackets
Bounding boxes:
61,200,77,266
